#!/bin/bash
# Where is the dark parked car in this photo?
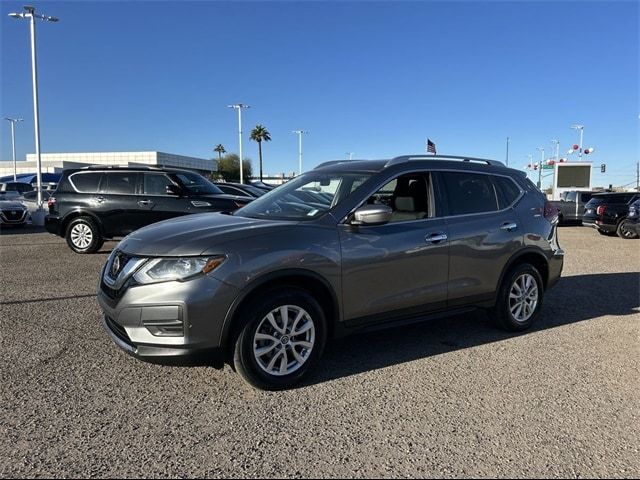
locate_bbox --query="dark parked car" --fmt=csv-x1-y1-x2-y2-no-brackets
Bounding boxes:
582,192,639,238
98,154,564,390
0,199,29,227
45,166,253,253
550,190,594,224
623,199,640,237
215,182,268,198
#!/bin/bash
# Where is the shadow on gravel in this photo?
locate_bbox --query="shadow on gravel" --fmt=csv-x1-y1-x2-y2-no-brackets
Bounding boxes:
0,293,96,306
308,272,640,385
0,226,47,236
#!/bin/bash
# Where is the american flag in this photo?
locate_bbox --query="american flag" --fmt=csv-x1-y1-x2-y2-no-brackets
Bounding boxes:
426,138,436,154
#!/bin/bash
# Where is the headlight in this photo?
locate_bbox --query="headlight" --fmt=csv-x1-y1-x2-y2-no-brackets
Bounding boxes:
133,255,225,284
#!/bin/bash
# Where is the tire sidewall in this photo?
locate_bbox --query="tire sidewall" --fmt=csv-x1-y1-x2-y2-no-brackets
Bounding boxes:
617,220,638,239
496,263,544,331
65,217,102,254
234,288,327,391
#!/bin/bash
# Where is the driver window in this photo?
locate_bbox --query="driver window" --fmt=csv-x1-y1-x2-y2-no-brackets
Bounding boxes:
367,173,432,222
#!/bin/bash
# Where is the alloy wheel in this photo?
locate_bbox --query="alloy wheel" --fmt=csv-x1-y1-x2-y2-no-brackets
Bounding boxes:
509,273,539,323
70,223,93,249
253,305,315,376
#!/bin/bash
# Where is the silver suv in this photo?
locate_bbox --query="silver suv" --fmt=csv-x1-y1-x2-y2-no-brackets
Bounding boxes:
98,155,564,390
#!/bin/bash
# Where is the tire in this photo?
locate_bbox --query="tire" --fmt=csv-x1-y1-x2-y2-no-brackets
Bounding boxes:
616,220,638,239
233,288,327,391
491,263,544,332
65,216,104,254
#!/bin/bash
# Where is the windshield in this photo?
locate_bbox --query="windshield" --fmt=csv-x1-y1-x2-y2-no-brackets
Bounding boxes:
235,172,372,220
170,172,223,195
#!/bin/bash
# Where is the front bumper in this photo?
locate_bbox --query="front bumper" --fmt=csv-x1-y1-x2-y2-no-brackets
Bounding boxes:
0,208,28,225
97,268,240,366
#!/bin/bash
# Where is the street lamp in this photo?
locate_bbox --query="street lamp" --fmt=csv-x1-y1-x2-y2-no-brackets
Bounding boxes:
9,5,59,214
346,152,354,160
292,130,309,175
551,139,560,162
227,103,250,184
4,118,24,181
571,124,584,160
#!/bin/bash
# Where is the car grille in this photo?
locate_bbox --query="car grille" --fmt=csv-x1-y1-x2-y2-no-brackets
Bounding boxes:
0,209,27,224
108,250,133,281
101,280,120,300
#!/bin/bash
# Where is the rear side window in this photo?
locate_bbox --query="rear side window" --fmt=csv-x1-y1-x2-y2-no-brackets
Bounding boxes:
440,172,498,216
493,176,522,209
69,172,103,193
106,172,138,195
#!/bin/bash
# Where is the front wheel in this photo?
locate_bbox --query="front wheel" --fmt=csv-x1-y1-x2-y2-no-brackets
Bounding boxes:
491,263,544,332
233,288,327,390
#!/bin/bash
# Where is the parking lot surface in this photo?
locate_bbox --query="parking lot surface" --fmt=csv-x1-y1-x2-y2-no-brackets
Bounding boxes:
1,226,638,478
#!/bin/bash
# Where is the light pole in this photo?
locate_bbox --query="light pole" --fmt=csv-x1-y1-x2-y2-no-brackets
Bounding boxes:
506,137,510,166
9,6,59,212
292,130,308,175
4,118,24,181
536,147,545,189
227,103,250,183
551,139,560,162
571,124,584,160
346,152,354,160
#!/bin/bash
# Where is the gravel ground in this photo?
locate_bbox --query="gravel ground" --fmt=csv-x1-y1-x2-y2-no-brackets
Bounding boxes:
0,225,638,478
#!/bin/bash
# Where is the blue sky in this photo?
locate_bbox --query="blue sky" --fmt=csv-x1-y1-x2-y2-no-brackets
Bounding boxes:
1,0,638,188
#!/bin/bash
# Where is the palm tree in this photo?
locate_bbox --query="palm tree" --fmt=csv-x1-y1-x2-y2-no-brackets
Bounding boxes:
250,124,271,182
214,144,226,160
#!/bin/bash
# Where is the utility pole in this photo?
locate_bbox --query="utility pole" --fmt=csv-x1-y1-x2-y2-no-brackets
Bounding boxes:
227,103,250,183
4,118,23,181
506,137,510,166
9,6,59,213
292,130,309,175
536,148,545,189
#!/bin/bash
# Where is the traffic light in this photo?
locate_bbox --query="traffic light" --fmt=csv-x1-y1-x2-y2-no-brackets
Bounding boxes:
601,164,606,173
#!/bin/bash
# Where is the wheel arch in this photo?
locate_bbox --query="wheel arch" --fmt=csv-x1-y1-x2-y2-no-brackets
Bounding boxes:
220,268,340,361
61,210,105,237
497,248,550,295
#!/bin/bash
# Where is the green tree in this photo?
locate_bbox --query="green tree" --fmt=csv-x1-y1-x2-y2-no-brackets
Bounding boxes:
217,153,253,183
249,124,271,182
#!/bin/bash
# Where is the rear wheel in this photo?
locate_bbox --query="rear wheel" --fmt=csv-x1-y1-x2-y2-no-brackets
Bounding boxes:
491,263,544,332
233,288,327,390
65,216,104,254
617,220,638,239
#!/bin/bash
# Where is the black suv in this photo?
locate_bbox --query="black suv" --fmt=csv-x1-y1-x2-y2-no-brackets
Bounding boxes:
582,192,639,239
46,167,253,253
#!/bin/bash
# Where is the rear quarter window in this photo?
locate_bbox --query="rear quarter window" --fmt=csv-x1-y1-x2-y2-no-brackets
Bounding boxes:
440,172,499,215
69,172,104,193
493,176,522,209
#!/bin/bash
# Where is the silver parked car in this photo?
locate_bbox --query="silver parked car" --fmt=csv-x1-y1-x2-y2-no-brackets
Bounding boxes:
98,155,564,390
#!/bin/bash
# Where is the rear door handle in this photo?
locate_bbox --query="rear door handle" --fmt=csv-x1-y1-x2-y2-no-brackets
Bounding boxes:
501,222,518,231
426,232,448,244
94,196,105,204
138,199,153,207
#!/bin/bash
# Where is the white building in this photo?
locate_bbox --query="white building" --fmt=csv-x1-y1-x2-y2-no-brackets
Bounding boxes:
0,151,217,178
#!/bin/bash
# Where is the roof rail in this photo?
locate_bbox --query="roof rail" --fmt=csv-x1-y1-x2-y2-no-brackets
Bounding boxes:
314,160,353,169
80,164,161,170
386,155,506,168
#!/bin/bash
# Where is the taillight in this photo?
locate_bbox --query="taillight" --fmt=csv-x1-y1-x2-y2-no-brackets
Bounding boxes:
47,196,56,209
543,200,558,222
596,205,607,216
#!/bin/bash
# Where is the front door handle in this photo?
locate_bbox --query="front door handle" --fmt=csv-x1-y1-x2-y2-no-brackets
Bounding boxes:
138,199,153,207
426,233,448,244
501,222,518,232
94,196,105,204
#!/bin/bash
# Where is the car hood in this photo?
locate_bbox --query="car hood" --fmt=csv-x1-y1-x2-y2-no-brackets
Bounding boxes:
0,200,27,209
117,212,293,256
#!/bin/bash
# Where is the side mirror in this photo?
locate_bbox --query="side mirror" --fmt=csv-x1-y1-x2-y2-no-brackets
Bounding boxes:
351,204,393,226
166,184,181,196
